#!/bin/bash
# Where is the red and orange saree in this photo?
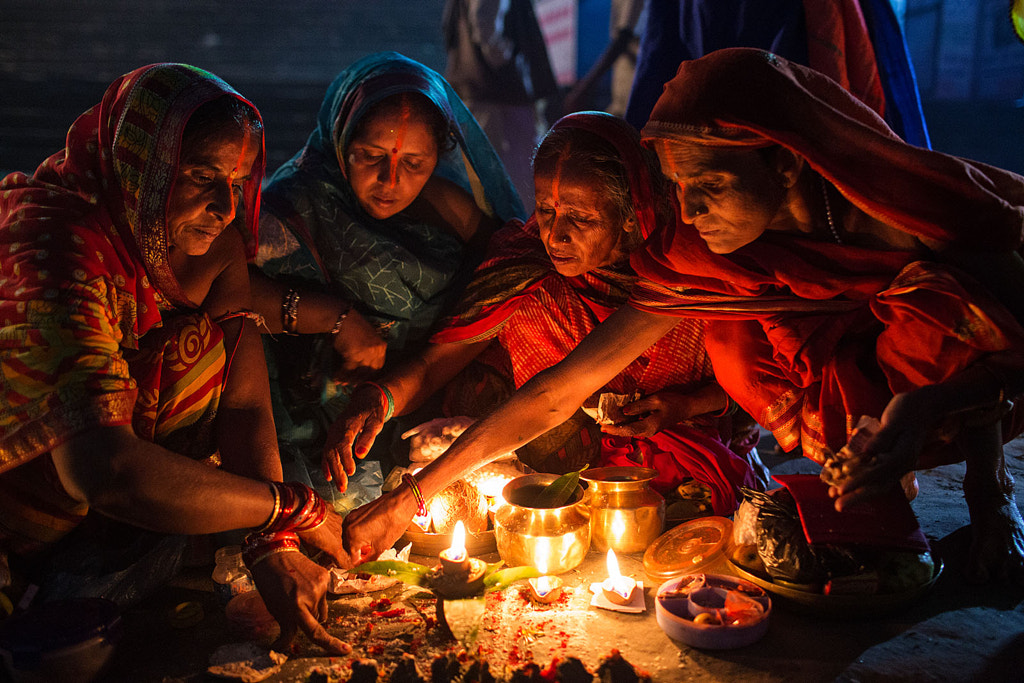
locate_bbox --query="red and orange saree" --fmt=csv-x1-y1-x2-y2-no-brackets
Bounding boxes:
434,112,760,514
0,64,265,555
631,49,1024,463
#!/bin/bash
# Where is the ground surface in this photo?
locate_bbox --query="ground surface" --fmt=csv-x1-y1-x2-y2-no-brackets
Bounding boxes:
85,434,1024,683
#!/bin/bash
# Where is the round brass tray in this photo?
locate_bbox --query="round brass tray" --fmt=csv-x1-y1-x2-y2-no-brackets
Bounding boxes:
726,556,943,618
400,527,497,558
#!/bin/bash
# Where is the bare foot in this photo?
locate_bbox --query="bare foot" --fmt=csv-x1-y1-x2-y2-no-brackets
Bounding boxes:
900,471,919,502
965,494,1024,585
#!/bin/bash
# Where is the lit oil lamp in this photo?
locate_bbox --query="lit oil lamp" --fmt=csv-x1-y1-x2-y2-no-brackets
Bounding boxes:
428,520,487,599
527,547,563,604
601,549,638,606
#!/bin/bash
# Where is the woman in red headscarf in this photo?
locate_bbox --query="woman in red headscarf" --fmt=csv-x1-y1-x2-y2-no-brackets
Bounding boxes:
0,64,350,653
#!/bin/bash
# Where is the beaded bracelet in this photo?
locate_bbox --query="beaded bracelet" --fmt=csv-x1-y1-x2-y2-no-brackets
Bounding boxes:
282,288,300,334
362,381,395,422
401,472,428,518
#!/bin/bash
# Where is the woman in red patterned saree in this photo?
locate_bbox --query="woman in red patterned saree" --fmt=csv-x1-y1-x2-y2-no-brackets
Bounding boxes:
338,50,1024,586
325,112,762,516
0,64,349,653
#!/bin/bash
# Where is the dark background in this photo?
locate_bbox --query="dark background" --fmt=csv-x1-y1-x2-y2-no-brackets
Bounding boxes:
2,0,1023,178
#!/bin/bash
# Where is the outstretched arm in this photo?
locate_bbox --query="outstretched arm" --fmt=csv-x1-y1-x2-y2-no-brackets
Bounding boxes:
340,305,679,563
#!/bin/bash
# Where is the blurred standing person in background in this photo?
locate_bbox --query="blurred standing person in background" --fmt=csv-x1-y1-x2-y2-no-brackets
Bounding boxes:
443,0,561,206
624,0,930,149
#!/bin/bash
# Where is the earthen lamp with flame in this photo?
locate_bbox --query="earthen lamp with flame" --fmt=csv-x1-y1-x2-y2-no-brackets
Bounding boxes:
426,520,487,599
601,548,638,605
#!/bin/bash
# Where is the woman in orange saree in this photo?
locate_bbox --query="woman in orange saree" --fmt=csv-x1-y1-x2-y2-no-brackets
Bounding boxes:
0,64,349,653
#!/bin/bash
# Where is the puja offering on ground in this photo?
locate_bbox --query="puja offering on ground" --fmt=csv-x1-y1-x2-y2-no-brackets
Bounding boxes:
394,423,525,553
728,481,939,615
599,550,638,606
655,573,771,649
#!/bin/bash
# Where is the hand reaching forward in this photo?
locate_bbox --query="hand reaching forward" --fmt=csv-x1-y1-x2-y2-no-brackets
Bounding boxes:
828,390,939,511
250,551,352,655
322,384,388,491
600,388,710,438
339,487,413,567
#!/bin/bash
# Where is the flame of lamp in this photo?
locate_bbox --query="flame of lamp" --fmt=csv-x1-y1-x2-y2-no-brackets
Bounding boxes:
439,520,470,576
582,466,665,554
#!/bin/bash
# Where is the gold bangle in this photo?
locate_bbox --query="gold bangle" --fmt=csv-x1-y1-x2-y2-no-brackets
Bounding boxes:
255,482,282,534
248,546,301,570
329,307,349,335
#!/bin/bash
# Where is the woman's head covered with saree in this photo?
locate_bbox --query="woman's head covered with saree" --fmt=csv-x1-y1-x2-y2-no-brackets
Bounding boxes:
435,111,670,341
267,50,523,229
257,52,524,355
0,63,265,470
641,48,1024,253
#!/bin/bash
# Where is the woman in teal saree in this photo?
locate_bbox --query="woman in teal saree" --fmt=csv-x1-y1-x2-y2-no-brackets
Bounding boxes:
253,51,524,460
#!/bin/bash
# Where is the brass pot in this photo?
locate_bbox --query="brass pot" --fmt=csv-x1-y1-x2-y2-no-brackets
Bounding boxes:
582,466,665,554
493,473,591,574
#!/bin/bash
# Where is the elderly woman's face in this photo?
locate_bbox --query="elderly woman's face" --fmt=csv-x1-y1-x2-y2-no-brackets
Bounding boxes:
167,126,259,257
345,109,439,220
654,140,785,254
534,164,631,278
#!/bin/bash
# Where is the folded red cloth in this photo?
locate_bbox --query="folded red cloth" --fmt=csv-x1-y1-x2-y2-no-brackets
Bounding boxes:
773,474,930,552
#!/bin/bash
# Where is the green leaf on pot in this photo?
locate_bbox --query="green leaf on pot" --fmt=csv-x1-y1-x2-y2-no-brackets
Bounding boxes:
350,559,431,586
535,464,588,508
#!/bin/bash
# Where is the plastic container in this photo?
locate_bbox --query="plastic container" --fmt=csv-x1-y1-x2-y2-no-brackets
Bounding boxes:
656,573,771,649
212,545,254,605
643,516,733,584
0,597,123,683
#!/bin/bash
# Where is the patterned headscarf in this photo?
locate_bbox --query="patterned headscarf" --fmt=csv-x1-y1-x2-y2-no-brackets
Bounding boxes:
0,63,265,468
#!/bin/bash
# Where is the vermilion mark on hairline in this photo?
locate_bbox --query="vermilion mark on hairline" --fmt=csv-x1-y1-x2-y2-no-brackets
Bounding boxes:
389,102,412,187
230,133,253,217
551,153,565,210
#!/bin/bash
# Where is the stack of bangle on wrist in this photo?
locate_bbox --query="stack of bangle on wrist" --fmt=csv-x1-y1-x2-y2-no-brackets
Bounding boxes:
362,381,395,422
401,472,428,518
243,481,329,570
282,288,300,334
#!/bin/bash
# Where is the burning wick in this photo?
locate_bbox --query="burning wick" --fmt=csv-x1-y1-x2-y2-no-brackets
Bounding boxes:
601,549,637,605
439,520,470,577
527,558,563,604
